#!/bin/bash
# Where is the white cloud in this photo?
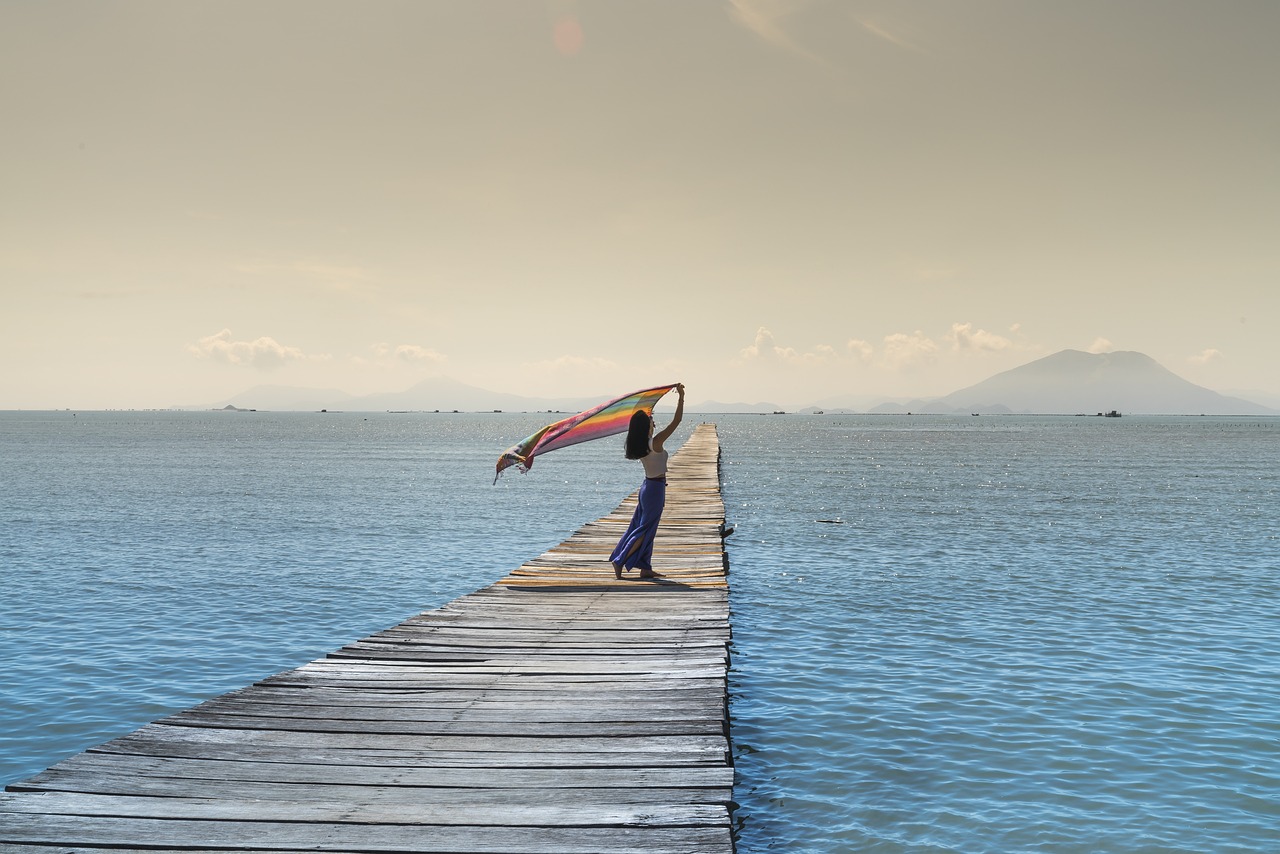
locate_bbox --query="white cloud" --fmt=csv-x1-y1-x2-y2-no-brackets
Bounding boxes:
740,326,782,360
1087,337,1114,354
739,326,833,366
1188,348,1223,365
189,329,308,370
880,330,939,368
744,326,951,372
948,322,1014,352
737,323,1030,390
370,342,448,366
847,338,874,361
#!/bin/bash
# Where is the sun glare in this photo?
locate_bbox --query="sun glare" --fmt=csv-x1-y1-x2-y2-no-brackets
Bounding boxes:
553,16,584,56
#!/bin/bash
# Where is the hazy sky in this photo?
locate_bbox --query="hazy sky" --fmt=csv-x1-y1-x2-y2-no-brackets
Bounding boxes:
3,1,1277,409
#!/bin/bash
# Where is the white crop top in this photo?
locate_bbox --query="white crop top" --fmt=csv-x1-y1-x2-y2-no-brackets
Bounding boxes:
641,447,669,479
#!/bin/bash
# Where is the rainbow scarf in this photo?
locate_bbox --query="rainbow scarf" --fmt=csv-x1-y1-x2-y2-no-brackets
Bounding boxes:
495,384,678,483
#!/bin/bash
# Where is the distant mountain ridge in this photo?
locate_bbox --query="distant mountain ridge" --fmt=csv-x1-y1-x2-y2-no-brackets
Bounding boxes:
187,377,609,414
183,350,1277,415
186,377,785,414
876,350,1275,415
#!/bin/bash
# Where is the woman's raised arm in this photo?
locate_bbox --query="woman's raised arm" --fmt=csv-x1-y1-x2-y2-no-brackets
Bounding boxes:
651,383,685,451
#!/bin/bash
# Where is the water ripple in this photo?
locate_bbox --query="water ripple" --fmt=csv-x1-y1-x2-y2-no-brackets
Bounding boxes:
723,416,1280,852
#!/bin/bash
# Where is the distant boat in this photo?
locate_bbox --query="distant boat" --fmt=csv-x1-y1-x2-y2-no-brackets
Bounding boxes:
1104,410,1122,418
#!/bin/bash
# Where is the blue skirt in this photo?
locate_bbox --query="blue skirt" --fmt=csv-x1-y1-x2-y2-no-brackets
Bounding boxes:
610,478,666,571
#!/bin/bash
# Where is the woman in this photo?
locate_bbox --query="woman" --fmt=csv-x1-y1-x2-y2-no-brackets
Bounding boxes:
611,383,685,579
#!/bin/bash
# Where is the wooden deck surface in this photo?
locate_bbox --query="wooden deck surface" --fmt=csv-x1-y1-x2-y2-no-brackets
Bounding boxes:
0,424,733,853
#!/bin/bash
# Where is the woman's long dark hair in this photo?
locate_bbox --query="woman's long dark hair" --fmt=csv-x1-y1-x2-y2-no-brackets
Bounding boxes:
624,410,652,459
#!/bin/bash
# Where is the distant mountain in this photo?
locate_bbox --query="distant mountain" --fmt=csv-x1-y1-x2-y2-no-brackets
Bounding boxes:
192,377,616,413
808,391,897,412
886,350,1275,415
1222,387,1280,411
183,351,1274,416
688,400,786,414
184,376,599,412
190,376,773,414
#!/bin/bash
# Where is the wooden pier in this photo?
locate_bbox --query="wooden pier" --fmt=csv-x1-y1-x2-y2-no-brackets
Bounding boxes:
0,424,733,852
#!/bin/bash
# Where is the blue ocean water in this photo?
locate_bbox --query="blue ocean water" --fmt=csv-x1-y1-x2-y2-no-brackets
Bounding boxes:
2,411,1278,851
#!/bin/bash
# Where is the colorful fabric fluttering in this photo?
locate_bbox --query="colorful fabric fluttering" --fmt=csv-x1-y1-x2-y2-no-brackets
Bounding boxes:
494,384,678,483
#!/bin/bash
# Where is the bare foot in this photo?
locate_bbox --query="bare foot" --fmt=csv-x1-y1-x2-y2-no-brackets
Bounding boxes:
612,562,623,580
638,569,661,579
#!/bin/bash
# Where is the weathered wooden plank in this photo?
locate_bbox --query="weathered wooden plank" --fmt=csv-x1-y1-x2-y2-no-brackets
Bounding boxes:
91,742,727,769
0,791,728,827
9,776,731,807
358,632,730,645
188,700,723,725
23,753,736,791
203,687,725,709
295,656,729,672
386,616,732,628
254,675,726,692
406,607,730,618
0,814,734,854
362,633,731,647
368,626,730,640
93,723,728,756
328,645,730,660
158,712,726,737
186,684,727,708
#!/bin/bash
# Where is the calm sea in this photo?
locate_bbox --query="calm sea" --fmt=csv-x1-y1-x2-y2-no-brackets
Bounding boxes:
2,411,1277,852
